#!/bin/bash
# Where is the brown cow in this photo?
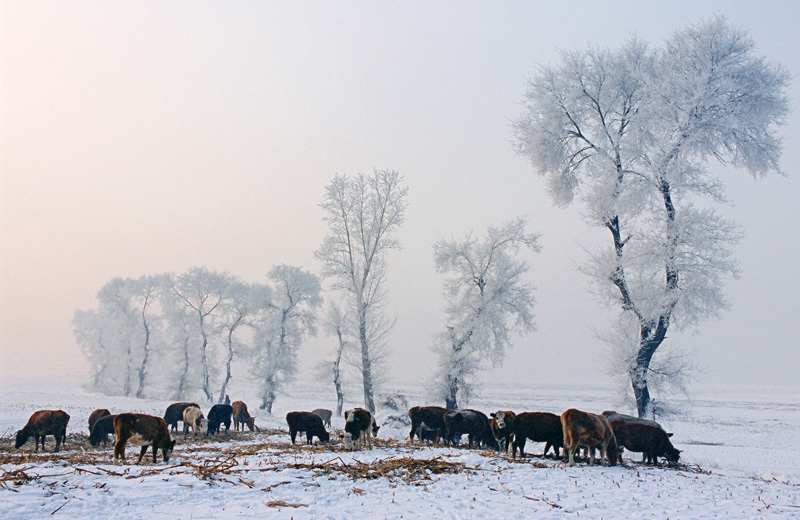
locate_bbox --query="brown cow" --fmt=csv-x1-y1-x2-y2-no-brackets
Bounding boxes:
509,412,563,459
232,401,256,431
88,409,111,431
561,408,619,467
113,414,175,464
408,406,448,445
490,410,516,453
15,410,70,452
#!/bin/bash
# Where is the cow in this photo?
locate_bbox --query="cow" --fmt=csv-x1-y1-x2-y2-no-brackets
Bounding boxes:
113,414,175,465
611,420,681,465
490,410,516,453
343,408,379,450
89,414,118,447
88,409,111,431
509,412,563,459
408,406,447,445
286,411,330,445
444,409,497,449
15,410,70,452
163,402,200,432
312,408,333,428
232,401,257,432
207,404,233,436
561,408,619,467
182,406,208,439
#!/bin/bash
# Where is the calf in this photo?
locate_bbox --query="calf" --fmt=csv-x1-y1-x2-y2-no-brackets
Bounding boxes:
232,400,257,431
611,420,681,465
509,412,563,459
408,406,447,445
183,406,208,439
286,411,330,445
163,402,200,432
561,408,619,467
444,409,496,449
312,408,333,428
113,414,175,465
207,404,233,435
88,409,111,431
89,414,118,447
490,411,516,452
15,410,70,452
343,408,379,450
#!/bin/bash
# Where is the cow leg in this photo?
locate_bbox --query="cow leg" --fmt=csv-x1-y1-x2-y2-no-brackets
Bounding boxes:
289,429,296,444
55,434,61,453
136,446,148,465
567,446,576,467
114,438,127,463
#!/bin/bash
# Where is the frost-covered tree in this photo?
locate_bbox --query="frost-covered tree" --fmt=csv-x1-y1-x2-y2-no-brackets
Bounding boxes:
318,301,350,416
216,279,254,403
513,17,789,417
315,169,408,414
169,267,232,402
252,265,322,413
431,217,540,409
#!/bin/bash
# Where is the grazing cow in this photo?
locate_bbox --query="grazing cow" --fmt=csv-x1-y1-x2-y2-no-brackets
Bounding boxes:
509,412,563,459
207,404,233,436
113,414,175,465
163,402,200,432
286,411,330,445
408,406,448,445
312,408,333,428
231,401,256,432
602,411,672,436
15,410,70,452
561,409,619,467
490,411,516,452
343,408,379,450
182,406,208,439
88,409,111,431
444,409,497,449
611,421,681,465
89,414,118,447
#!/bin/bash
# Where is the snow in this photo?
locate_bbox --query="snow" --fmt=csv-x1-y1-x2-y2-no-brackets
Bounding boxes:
2,373,799,519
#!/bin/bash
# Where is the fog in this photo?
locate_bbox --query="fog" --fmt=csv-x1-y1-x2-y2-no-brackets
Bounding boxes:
2,1,798,393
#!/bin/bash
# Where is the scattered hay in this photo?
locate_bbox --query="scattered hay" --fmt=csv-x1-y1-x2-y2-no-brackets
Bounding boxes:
265,499,306,508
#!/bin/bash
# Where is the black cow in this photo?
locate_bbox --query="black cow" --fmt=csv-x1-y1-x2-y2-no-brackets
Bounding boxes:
163,402,200,432
286,411,330,445
207,404,233,436
611,421,681,465
408,406,447,445
509,412,563,459
343,408,379,450
444,409,497,449
89,414,118,447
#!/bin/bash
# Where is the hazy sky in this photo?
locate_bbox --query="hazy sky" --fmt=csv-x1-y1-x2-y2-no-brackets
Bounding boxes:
2,1,798,393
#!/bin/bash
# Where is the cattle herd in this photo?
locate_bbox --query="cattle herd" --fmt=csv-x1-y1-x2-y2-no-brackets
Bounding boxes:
12,401,681,469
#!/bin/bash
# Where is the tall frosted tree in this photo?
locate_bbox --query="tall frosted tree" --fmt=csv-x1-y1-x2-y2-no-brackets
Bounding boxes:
513,17,789,417
251,265,322,413
315,169,408,414
432,217,540,409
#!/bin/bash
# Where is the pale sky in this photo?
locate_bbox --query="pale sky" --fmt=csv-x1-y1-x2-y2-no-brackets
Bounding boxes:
2,1,799,393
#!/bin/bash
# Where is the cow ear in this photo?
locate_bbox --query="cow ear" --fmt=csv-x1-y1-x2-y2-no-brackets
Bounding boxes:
667,433,674,437
490,413,496,418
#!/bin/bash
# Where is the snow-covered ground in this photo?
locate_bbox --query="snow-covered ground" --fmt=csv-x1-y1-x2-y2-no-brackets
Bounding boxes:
1,373,799,519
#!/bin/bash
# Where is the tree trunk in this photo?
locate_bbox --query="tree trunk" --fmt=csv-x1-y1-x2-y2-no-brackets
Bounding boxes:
631,318,669,418
333,328,345,416
136,312,151,399
200,333,213,402
218,317,240,403
445,374,459,411
177,337,189,399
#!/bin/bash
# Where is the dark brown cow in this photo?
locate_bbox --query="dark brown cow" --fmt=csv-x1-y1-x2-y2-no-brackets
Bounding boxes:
88,409,111,431
232,401,256,431
408,406,448,445
113,414,175,464
444,409,497,449
15,410,70,452
286,411,330,445
561,408,619,467
89,414,118,447
163,402,200,432
312,408,333,428
490,410,516,453
207,404,233,435
343,408,379,450
602,411,671,435
611,420,681,465
509,412,563,459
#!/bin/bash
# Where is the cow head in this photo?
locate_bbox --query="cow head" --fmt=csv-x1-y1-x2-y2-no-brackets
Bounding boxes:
341,431,355,450
14,429,29,449
162,438,176,462
491,411,507,429
665,447,681,465
319,429,330,443
198,417,209,435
